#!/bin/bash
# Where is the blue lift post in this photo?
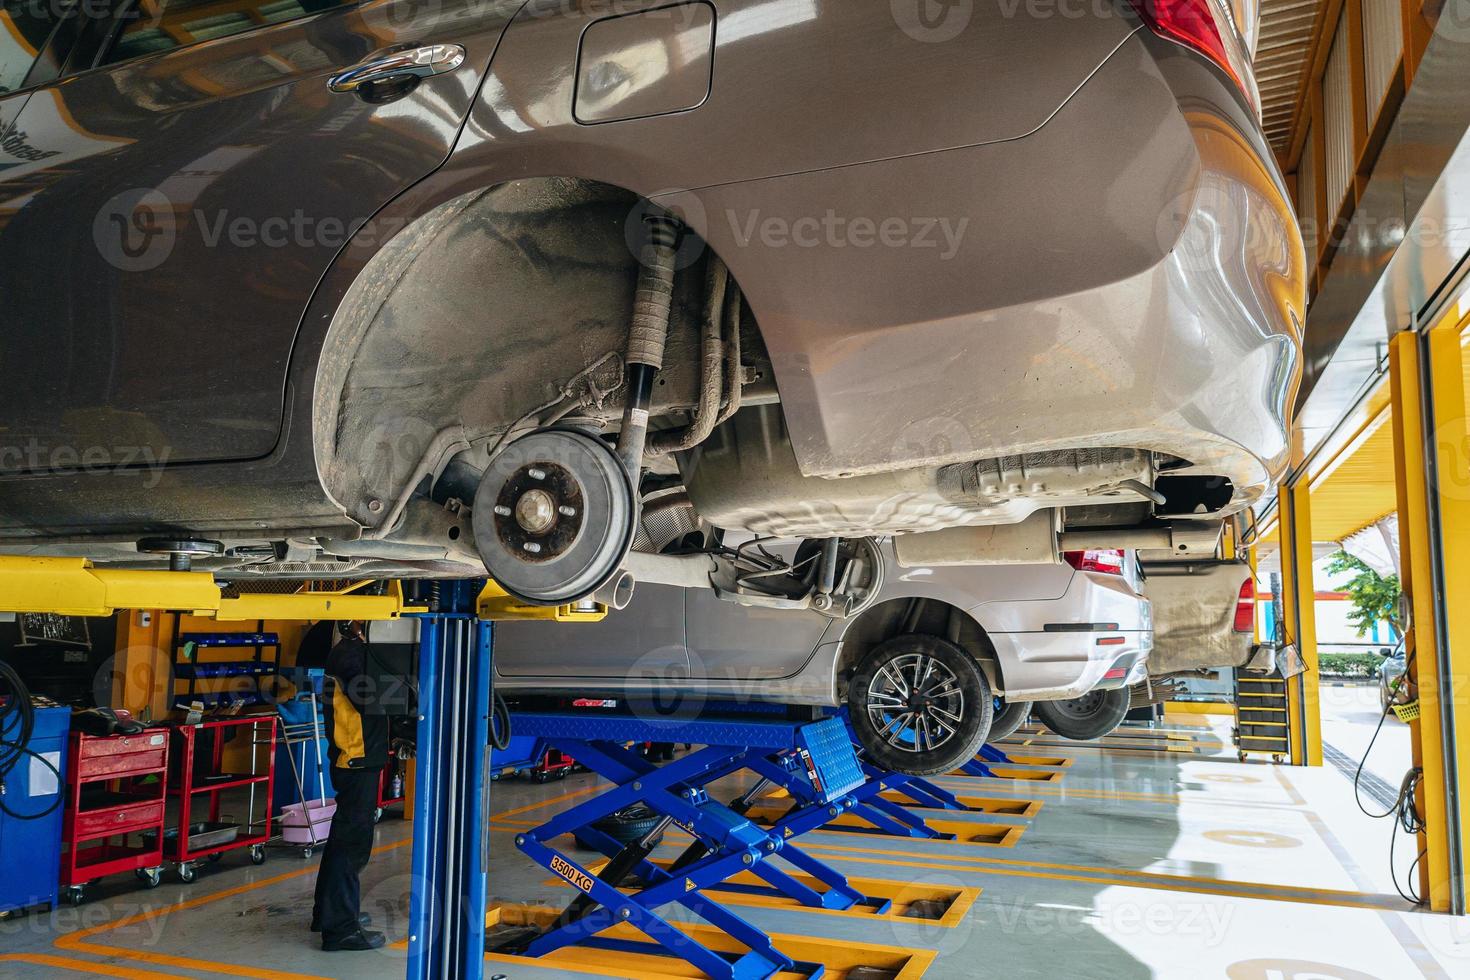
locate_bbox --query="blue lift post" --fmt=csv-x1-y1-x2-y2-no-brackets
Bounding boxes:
497,710,873,980
406,581,492,980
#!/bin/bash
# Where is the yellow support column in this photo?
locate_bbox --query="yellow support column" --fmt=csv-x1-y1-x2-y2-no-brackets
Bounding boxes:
1279,480,1322,767
1390,322,1470,913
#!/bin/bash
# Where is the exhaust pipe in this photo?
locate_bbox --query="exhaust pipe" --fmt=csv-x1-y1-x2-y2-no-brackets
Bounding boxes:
590,570,636,611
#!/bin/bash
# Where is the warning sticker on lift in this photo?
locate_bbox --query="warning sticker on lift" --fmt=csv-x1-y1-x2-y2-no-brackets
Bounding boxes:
550,855,596,893
798,747,826,797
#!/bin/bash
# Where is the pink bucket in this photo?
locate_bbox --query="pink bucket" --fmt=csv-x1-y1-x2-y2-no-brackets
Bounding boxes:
279,799,336,844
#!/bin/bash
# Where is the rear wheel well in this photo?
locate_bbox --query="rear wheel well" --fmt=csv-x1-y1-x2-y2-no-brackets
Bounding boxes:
834,598,1004,700
313,176,768,529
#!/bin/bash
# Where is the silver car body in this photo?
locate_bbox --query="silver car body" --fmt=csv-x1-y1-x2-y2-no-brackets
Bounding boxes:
494,543,1152,706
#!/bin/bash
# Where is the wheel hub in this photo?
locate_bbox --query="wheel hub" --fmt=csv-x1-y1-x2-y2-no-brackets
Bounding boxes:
473,428,635,605
514,488,558,534
492,462,585,562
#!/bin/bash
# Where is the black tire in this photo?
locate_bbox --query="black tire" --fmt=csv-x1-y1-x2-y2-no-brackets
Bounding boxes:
591,804,665,847
1034,688,1131,741
848,633,992,776
988,700,1033,743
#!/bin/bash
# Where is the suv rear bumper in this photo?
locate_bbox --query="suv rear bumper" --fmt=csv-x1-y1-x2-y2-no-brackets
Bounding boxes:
989,629,1154,701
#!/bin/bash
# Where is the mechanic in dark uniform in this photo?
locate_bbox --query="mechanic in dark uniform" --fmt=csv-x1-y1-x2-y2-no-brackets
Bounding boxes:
310,621,388,951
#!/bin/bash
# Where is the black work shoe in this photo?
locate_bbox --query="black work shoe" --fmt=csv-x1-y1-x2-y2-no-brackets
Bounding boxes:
311,913,371,933
322,929,386,951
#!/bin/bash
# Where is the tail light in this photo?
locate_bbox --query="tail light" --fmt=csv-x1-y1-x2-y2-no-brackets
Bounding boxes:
1063,550,1126,576
1126,0,1256,110
1233,577,1256,633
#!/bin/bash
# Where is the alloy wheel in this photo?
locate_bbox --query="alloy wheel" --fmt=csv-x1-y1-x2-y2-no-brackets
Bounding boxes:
865,651,966,755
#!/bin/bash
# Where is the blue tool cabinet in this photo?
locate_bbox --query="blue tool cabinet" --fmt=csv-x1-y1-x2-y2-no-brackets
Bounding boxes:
0,703,71,914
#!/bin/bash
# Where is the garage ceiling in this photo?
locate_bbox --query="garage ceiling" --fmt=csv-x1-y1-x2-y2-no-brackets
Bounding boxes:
1307,411,1397,542
1268,329,1470,550
1256,0,1327,155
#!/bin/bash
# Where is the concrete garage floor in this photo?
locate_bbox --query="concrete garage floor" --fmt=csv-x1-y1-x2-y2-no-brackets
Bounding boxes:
3,706,1467,980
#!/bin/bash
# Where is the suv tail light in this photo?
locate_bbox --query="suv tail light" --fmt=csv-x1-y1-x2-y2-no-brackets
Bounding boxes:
1233,577,1256,633
1063,550,1126,576
1126,0,1256,110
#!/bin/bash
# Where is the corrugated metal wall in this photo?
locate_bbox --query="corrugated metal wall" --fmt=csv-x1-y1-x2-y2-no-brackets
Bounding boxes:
1322,12,1354,219
1298,122,1318,255
1361,0,1403,115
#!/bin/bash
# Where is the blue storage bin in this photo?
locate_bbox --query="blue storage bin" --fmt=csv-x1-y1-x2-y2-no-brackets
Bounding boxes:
274,696,334,811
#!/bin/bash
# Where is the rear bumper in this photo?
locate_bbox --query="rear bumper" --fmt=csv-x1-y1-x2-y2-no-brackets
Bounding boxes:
691,31,1303,515
988,629,1153,702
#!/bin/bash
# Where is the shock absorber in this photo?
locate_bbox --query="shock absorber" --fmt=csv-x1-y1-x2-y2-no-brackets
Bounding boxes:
615,214,681,479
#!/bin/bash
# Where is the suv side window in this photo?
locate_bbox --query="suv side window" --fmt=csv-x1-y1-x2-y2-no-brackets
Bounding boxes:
99,0,351,67
1,0,67,92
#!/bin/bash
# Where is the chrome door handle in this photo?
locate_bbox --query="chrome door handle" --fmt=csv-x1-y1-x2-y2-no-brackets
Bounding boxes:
328,43,466,94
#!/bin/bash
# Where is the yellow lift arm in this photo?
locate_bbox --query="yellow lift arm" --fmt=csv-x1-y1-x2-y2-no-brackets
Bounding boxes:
0,556,608,623
0,556,424,621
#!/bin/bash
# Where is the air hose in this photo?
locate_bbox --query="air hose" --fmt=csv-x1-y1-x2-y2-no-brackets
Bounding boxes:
0,658,63,820
491,690,512,752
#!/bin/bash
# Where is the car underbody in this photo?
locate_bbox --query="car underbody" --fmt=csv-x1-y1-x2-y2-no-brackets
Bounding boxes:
0,178,1255,613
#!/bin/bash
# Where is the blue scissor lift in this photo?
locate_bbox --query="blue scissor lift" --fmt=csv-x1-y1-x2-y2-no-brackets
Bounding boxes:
403,581,1018,980
494,709,874,980
956,742,1019,777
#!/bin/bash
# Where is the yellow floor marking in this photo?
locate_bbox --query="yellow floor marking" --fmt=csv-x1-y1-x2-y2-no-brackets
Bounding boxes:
874,789,1043,817
53,838,414,980
798,842,1409,911
0,952,196,979
494,785,605,820
969,784,1195,805
741,803,1026,847
1003,739,1210,757
488,902,934,980
991,753,1073,767
1105,726,1208,741
955,765,1064,782
954,776,1302,809
1091,734,1222,750
557,859,982,926
759,786,1043,819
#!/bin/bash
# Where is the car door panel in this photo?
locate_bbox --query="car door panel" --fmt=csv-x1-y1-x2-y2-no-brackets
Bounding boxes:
0,0,523,473
494,584,690,681
683,584,830,682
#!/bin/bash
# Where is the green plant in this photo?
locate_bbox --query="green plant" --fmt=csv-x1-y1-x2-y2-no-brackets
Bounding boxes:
1324,550,1402,638
1316,652,1383,677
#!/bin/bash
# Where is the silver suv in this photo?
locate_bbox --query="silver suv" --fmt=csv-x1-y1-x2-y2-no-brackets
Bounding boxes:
495,540,1151,775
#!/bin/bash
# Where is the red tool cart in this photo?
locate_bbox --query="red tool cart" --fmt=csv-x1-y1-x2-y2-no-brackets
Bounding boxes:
61,729,171,905
528,747,576,783
163,716,278,882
